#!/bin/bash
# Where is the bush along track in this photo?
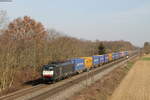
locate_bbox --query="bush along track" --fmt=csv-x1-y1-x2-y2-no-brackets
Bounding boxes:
69,57,138,100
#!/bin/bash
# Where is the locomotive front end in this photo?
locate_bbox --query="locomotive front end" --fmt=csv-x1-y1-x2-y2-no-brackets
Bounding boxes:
42,65,54,81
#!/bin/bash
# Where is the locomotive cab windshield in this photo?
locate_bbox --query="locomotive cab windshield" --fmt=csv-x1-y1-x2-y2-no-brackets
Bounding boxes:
43,65,53,71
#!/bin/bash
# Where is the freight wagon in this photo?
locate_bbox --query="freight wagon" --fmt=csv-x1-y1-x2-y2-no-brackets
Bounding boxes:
116,52,120,59
92,56,100,67
71,58,85,73
119,52,125,58
125,51,129,56
108,53,113,61
80,57,93,70
99,55,105,64
104,54,109,63
113,53,119,60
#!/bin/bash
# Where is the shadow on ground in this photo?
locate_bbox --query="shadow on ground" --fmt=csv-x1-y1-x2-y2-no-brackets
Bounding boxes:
24,78,51,86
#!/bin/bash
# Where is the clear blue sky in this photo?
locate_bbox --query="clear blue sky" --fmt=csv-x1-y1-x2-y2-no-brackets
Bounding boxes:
0,0,150,47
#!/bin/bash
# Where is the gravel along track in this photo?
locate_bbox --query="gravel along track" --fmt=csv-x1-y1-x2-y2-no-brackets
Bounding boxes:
0,84,47,100
110,55,150,100
0,55,137,100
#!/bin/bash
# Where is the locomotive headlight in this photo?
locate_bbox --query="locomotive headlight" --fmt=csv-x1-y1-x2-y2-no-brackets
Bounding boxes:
42,70,54,78
43,71,54,75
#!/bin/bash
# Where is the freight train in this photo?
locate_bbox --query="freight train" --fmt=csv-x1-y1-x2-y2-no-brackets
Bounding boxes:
42,51,129,82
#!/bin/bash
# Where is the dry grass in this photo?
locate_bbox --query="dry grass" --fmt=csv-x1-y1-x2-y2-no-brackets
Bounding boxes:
110,55,150,100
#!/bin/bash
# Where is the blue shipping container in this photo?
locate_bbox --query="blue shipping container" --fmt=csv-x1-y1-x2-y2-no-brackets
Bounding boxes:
112,53,116,60
104,54,109,63
125,51,128,56
99,55,105,64
116,52,119,59
92,56,100,65
71,58,85,72
113,53,119,59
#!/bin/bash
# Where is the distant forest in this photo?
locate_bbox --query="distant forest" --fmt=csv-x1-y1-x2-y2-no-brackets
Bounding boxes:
0,11,136,93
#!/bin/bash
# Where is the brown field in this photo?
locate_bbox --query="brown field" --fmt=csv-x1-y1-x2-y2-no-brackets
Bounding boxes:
110,55,150,100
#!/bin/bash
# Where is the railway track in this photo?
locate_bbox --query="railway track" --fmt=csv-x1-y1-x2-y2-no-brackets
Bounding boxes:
0,54,137,100
0,84,46,100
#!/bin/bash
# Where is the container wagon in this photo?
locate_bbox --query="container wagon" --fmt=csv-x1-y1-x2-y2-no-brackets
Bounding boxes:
96,55,105,65
119,52,125,58
125,51,129,56
92,56,100,67
113,53,119,60
80,57,93,70
125,51,129,58
104,54,109,63
71,58,85,73
116,52,120,59
108,53,113,61
112,53,116,60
